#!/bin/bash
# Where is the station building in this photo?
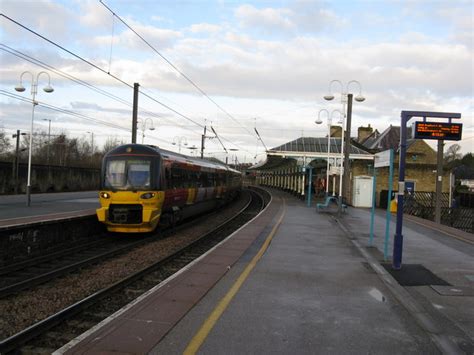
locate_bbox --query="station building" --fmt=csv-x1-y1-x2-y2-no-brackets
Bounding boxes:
250,124,451,207
357,125,451,206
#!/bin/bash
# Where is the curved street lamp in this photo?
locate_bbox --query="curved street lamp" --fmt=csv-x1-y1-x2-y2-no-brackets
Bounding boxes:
316,109,343,197
324,80,365,102
228,148,239,166
187,145,198,156
172,136,188,153
323,79,365,204
138,118,155,144
15,71,54,206
86,131,95,155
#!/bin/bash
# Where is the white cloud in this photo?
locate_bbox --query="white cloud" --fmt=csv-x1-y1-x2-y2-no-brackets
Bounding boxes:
78,0,112,29
234,1,345,35
289,0,347,33
1,1,472,157
1,0,75,40
189,23,222,34
118,21,182,51
438,7,474,49
235,4,294,32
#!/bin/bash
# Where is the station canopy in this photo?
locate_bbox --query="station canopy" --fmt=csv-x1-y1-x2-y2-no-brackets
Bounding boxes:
251,137,373,171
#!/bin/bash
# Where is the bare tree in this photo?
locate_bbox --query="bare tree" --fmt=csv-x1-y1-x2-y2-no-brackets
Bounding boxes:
102,137,124,154
0,129,12,156
444,143,462,163
1,130,128,169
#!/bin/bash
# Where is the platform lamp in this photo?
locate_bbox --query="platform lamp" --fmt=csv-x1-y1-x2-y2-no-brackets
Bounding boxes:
86,131,95,155
324,80,365,204
187,145,198,156
172,136,188,153
138,118,155,144
228,148,239,167
15,71,55,206
316,109,344,197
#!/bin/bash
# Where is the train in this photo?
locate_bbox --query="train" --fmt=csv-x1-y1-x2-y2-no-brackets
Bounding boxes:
96,144,242,233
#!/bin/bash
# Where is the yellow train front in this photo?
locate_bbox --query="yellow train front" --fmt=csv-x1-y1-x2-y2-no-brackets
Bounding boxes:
96,144,241,233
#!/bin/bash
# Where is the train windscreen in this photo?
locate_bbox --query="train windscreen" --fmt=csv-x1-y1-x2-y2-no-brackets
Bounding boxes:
104,158,156,190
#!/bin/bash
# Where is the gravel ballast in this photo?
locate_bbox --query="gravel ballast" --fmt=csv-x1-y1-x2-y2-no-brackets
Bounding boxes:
0,193,250,339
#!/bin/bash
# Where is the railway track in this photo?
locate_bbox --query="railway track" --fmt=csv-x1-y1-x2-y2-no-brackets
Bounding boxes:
0,190,258,299
0,236,151,298
0,187,268,354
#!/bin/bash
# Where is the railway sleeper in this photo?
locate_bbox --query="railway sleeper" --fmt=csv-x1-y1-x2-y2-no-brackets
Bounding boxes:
20,345,56,354
125,288,146,297
65,319,99,330
82,311,112,320
143,276,164,284
44,330,77,343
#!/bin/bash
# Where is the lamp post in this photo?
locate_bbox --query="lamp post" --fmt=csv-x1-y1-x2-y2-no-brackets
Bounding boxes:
42,118,51,166
324,80,365,204
316,109,343,197
228,148,239,167
12,131,27,194
138,118,155,144
172,136,188,153
15,71,54,206
86,131,94,154
43,119,52,185
188,145,198,156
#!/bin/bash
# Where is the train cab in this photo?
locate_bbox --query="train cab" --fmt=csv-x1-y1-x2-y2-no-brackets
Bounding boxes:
96,144,242,233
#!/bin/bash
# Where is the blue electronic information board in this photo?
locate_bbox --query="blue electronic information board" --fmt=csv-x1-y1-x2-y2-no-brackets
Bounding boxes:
413,121,463,141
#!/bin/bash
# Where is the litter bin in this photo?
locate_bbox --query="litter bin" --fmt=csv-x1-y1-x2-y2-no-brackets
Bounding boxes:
390,198,397,213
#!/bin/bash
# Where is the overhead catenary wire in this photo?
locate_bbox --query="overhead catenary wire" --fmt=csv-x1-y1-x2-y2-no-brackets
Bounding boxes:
1,90,130,131
2,44,210,140
99,0,258,139
0,14,208,131
1,44,131,107
254,127,268,151
0,14,132,88
2,90,181,147
1,13,256,155
210,126,227,153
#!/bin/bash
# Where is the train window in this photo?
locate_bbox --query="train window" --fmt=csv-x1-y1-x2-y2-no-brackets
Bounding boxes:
200,172,206,187
164,167,171,189
128,161,151,187
106,160,126,187
170,166,191,188
104,159,152,190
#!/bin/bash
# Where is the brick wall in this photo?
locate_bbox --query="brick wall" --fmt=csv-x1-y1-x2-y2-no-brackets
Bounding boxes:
350,139,450,206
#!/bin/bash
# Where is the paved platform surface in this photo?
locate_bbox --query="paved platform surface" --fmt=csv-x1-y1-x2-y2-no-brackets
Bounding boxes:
58,188,474,354
0,191,99,227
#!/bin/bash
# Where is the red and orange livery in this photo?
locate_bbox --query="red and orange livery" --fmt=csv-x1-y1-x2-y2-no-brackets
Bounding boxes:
97,144,242,233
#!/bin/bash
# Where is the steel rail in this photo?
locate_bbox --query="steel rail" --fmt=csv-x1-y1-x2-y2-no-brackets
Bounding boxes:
0,189,267,353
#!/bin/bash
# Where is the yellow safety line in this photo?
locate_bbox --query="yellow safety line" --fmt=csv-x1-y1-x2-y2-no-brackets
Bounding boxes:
183,201,286,355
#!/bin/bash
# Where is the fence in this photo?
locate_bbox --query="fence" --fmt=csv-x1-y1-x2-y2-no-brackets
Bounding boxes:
403,191,473,233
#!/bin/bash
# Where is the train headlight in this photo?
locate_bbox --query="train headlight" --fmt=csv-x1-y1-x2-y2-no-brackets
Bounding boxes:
140,192,156,199
100,192,111,199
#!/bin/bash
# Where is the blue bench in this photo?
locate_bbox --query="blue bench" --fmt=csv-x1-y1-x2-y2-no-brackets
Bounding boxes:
316,196,347,212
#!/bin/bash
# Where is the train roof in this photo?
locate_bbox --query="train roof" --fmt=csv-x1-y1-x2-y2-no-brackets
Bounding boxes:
105,144,241,175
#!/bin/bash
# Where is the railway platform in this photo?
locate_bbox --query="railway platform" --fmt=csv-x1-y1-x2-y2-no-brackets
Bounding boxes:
56,187,473,354
0,191,98,228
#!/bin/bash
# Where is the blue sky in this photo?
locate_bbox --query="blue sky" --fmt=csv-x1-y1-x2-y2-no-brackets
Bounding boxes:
0,0,472,162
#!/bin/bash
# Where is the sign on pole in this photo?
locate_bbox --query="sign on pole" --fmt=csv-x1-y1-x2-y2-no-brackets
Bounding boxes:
394,111,461,270
374,150,391,168
413,121,463,141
